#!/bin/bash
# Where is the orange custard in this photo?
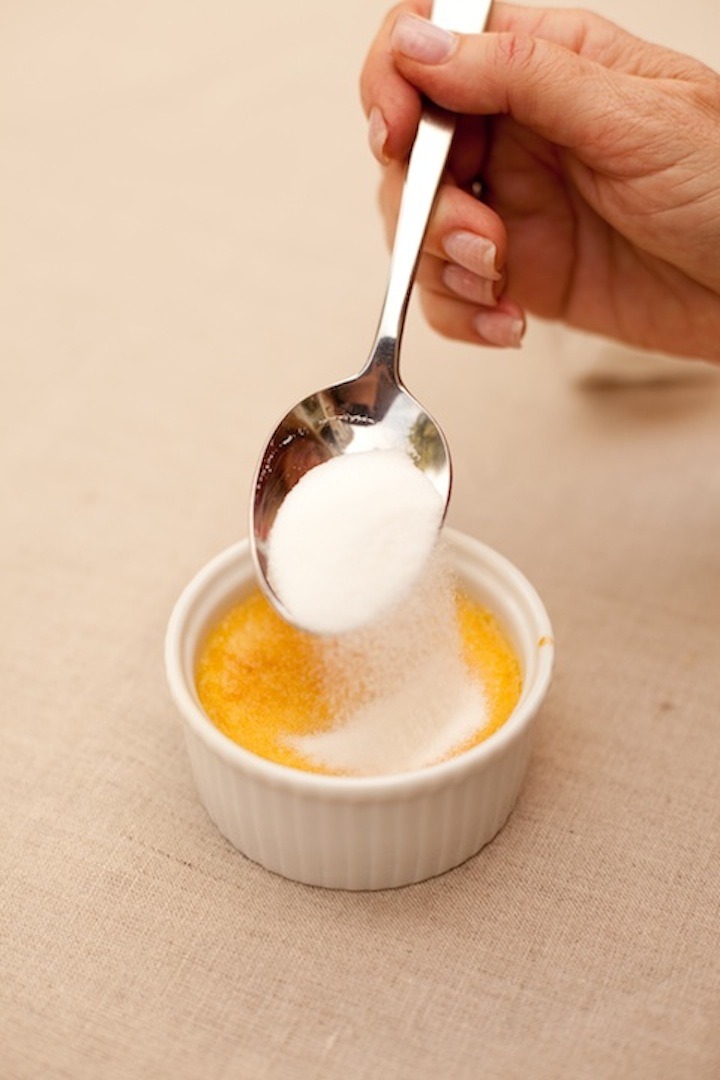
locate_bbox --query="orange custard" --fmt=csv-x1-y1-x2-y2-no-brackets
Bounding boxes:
196,589,522,775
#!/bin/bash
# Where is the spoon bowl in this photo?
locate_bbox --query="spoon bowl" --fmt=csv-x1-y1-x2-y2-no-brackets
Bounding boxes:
251,356,451,611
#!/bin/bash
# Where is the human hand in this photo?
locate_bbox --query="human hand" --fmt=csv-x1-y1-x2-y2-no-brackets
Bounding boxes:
360,2,720,360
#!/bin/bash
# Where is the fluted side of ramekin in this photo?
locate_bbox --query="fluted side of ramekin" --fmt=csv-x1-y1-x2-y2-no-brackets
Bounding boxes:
183,721,532,889
165,531,554,890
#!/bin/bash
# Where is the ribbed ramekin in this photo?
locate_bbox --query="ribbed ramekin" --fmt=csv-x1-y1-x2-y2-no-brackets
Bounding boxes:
164,529,554,890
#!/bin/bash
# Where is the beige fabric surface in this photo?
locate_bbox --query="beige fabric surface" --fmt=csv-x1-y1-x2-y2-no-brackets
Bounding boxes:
2,1,719,1077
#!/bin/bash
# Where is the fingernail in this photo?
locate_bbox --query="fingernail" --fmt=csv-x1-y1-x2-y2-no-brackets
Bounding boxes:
442,264,497,306
368,106,389,165
443,231,500,280
391,13,458,64
474,312,525,348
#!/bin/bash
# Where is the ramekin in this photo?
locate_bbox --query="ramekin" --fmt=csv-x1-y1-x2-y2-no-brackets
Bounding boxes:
164,529,554,890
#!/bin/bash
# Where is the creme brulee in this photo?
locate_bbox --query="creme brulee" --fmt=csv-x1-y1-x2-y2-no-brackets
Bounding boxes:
195,588,522,776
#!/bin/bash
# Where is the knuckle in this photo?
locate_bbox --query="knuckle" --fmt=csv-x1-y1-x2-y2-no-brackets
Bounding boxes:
692,73,720,115
494,31,538,73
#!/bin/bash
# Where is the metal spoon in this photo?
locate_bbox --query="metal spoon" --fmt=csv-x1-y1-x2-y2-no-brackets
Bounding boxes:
251,0,493,623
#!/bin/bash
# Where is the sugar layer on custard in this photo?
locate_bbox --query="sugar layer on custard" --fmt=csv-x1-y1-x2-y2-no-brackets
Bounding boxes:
196,552,522,776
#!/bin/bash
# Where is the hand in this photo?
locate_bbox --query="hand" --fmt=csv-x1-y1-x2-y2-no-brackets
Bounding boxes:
360,2,720,360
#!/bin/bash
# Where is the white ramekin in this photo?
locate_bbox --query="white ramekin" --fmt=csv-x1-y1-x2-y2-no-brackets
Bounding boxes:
164,529,554,890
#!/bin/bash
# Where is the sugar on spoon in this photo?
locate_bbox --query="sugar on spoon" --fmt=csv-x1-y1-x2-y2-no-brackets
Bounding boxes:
251,0,493,628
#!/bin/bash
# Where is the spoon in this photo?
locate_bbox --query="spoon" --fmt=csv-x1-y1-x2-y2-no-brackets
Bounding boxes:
251,0,493,622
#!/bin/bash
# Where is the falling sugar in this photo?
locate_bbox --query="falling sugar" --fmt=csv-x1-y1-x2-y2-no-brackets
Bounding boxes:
288,543,488,776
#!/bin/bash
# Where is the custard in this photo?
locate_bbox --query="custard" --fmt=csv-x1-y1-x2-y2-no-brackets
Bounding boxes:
196,589,522,775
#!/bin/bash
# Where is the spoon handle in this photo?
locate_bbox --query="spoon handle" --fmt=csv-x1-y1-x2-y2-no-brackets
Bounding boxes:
367,0,494,380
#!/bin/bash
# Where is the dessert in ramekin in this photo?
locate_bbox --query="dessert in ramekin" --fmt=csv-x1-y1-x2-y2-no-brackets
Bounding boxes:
165,529,553,890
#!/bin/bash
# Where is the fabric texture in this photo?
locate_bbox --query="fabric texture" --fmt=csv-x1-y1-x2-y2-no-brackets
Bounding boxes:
1,1,719,1077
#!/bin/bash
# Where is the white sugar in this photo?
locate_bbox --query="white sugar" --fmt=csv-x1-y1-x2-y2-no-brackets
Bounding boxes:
267,449,444,635
288,545,488,776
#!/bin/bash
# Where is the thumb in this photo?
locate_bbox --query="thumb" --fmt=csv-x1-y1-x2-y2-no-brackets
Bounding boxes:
390,12,640,160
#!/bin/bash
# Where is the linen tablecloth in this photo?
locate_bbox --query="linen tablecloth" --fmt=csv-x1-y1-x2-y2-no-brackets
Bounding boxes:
2,1,719,1076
